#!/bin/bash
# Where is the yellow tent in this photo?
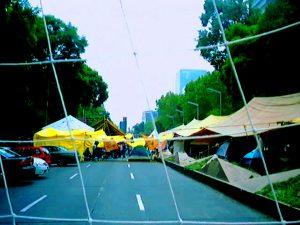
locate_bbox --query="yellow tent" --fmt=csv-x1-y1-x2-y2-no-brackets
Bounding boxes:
33,128,108,158
127,138,146,148
100,135,125,152
85,129,107,148
33,128,89,158
175,115,229,137
125,133,133,139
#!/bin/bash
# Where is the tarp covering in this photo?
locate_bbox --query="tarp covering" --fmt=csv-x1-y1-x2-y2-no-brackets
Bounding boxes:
201,155,260,183
216,141,230,159
206,93,300,137
43,115,94,131
127,138,146,148
85,129,107,148
33,128,94,157
125,133,133,139
174,115,228,137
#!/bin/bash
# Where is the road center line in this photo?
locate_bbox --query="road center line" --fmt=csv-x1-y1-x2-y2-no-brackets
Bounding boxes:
128,164,130,168
69,173,78,180
86,164,91,168
130,172,135,180
136,194,145,211
20,195,47,213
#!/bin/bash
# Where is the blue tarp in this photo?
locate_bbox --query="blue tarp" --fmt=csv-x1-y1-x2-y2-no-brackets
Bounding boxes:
216,141,230,159
243,148,262,159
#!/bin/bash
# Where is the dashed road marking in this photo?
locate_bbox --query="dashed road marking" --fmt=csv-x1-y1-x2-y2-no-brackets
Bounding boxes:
130,172,135,180
136,194,145,211
128,164,130,168
69,173,78,180
86,164,91,168
20,195,47,213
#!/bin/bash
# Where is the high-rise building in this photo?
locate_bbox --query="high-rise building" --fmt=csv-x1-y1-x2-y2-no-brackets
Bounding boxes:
142,110,158,123
119,117,127,133
176,69,207,94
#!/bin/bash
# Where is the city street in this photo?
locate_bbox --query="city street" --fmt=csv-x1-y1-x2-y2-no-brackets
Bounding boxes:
0,162,274,224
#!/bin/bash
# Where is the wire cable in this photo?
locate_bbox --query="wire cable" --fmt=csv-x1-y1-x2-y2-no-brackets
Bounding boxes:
38,0,93,223
0,58,86,66
118,0,183,222
211,0,285,224
196,21,300,50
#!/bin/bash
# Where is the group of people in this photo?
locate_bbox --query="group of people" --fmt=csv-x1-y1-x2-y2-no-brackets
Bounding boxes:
83,141,129,161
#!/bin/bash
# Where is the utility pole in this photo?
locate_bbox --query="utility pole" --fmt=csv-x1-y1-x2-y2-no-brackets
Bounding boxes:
188,101,199,119
208,88,222,116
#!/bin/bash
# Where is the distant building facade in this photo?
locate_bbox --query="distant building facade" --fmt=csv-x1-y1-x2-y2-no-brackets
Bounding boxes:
176,69,207,94
142,110,158,123
119,117,127,133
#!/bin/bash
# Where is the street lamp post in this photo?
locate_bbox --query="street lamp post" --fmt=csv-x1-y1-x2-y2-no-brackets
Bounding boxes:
166,114,175,126
176,109,184,124
188,101,199,119
208,88,222,116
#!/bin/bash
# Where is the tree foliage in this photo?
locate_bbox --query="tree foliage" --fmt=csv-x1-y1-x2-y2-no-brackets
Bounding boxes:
197,0,251,69
197,0,300,106
0,0,108,138
156,92,183,130
154,73,233,131
156,0,300,133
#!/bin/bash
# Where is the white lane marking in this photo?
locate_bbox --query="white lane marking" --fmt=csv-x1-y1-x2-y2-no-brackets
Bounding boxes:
69,173,78,180
97,192,101,198
20,195,47,213
86,164,91,168
136,194,145,211
130,172,135,180
128,164,130,168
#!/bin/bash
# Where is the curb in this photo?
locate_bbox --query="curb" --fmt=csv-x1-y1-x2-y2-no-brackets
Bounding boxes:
162,159,300,221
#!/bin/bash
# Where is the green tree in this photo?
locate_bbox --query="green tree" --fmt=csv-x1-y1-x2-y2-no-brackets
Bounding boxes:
0,0,109,138
220,0,300,104
132,122,145,137
156,92,183,130
196,0,251,69
183,71,233,121
77,105,109,127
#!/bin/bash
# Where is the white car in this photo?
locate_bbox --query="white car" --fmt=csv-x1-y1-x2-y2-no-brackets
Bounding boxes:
33,157,49,176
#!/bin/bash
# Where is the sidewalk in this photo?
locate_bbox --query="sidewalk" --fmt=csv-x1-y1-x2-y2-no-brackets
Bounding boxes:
232,168,300,193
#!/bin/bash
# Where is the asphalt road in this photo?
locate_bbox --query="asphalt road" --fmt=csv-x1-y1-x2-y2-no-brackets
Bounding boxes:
0,161,275,225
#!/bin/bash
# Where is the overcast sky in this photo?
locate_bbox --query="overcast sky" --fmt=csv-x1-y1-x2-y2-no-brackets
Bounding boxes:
30,0,213,128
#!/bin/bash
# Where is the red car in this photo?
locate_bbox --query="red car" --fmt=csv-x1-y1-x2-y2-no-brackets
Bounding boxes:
12,146,51,165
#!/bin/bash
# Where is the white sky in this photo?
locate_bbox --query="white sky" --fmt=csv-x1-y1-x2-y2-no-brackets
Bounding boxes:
30,0,213,128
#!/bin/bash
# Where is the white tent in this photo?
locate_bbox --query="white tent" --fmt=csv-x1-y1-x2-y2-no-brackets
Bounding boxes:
43,115,94,132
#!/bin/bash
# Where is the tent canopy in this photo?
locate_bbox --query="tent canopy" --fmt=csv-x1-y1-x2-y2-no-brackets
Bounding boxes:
206,93,300,137
216,141,230,159
94,118,124,136
243,148,262,159
175,115,228,137
43,115,94,132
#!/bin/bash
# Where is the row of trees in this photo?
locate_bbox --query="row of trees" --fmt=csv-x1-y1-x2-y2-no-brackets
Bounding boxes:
0,0,109,138
133,0,300,135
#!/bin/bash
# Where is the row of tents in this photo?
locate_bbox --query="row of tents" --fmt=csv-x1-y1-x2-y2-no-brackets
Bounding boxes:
33,93,300,158
33,116,146,158
153,92,300,141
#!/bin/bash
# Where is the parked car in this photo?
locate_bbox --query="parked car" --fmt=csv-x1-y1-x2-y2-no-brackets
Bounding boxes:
128,146,151,161
0,147,35,180
42,146,79,166
33,157,49,176
12,146,51,165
